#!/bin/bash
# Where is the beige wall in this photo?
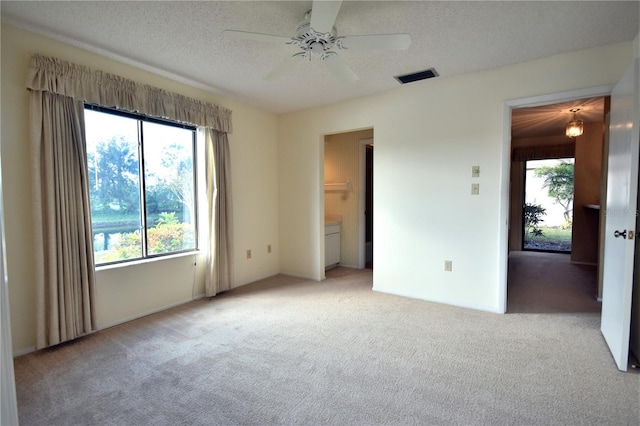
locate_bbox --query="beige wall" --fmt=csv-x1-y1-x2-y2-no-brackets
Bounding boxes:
1,25,280,354
324,129,373,268
3,22,635,352
572,121,605,264
508,161,524,251
278,42,632,311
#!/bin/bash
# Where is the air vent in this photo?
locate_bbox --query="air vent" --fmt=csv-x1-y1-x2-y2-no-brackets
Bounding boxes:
394,68,439,84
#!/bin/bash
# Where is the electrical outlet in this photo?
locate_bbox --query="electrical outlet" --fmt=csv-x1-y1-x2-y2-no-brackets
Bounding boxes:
246,249,251,259
267,244,272,253
471,183,480,195
472,166,480,178
444,260,452,272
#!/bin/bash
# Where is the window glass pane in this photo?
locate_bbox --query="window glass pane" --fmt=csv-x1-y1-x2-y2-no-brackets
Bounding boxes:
142,122,196,255
85,110,143,263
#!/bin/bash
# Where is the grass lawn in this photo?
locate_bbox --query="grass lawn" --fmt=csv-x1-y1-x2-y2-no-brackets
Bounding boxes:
524,226,572,251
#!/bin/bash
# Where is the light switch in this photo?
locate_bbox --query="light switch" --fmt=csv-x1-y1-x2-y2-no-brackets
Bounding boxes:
472,166,480,178
471,183,480,195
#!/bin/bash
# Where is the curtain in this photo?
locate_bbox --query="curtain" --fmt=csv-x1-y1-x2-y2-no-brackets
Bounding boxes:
30,91,96,349
205,129,233,297
27,54,234,347
511,143,575,162
27,55,232,133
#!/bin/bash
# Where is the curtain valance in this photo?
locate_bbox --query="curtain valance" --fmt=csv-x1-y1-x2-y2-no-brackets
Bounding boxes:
26,54,232,133
511,143,575,162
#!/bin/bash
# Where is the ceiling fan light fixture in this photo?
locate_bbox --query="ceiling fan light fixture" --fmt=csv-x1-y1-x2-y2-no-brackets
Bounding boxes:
566,108,584,138
224,0,412,82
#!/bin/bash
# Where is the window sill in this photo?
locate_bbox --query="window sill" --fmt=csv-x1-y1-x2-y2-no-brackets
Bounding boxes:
96,250,203,272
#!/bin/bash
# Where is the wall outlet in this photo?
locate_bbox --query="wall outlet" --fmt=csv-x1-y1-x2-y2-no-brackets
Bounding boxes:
471,183,480,195
246,249,251,259
267,244,272,253
444,260,452,272
472,165,480,178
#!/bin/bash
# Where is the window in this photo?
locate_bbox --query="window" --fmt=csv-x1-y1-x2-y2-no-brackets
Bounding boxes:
84,106,198,265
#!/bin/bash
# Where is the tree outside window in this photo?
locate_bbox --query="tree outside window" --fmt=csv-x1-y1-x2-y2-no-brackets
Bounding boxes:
84,107,197,265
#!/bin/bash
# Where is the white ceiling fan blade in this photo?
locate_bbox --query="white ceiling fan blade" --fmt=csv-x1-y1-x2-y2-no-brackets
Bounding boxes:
324,54,358,82
264,56,301,81
222,30,291,44
339,34,412,50
310,0,343,33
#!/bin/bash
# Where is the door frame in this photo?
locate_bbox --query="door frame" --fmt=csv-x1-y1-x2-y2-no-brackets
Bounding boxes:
358,138,373,269
498,85,614,313
521,157,575,254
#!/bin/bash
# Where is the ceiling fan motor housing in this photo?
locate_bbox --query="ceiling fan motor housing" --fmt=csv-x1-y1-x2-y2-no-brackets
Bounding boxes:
291,12,338,60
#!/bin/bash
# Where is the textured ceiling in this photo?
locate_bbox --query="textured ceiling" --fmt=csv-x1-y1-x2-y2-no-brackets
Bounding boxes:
512,97,606,140
2,0,638,123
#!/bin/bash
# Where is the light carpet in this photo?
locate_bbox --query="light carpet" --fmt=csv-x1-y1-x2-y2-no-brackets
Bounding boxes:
13,258,640,425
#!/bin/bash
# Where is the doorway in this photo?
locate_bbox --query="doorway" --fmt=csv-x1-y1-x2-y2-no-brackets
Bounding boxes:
323,129,374,270
505,93,608,314
365,143,373,269
523,158,574,253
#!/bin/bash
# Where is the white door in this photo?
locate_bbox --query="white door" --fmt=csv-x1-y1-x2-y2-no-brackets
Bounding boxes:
601,51,640,371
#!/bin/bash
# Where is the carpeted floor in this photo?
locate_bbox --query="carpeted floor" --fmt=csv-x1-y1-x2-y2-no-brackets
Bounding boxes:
13,255,640,425
507,251,601,314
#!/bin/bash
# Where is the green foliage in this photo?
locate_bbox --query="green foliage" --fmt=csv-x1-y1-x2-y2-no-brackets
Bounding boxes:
156,212,179,226
523,226,572,252
87,136,140,215
524,202,546,237
88,124,196,264
145,182,183,218
534,162,574,221
146,222,195,255
95,217,195,263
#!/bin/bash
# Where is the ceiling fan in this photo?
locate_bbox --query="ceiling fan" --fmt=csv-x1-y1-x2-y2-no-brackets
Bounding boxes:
222,0,412,82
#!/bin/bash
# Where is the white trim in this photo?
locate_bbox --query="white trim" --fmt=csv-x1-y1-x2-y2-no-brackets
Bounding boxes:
96,251,202,272
500,85,615,314
13,294,206,356
12,345,37,358
504,86,614,109
282,272,324,282
96,295,205,331
571,261,598,266
358,138,373,269
373,287,501,314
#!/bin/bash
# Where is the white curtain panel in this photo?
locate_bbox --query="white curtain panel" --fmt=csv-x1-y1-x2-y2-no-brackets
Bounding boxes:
26,54,234,347
30,91,96,349
205,129,234,297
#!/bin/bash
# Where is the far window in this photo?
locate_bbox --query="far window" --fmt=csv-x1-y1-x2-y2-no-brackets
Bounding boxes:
84,106,197,265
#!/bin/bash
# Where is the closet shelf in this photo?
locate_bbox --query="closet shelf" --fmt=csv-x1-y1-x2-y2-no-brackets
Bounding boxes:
324,181,352,191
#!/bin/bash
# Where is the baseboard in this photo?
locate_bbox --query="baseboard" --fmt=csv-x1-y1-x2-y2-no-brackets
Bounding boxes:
13,345,37,357
570,260,597,266
372,286,500,314
280,271,323,281
97,295,206,332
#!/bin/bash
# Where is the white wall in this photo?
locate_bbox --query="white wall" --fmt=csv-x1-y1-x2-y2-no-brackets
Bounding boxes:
278,42,633,311
1,24,280,354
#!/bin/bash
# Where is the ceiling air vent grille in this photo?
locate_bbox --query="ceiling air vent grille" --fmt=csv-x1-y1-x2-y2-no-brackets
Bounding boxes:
394,68,439,84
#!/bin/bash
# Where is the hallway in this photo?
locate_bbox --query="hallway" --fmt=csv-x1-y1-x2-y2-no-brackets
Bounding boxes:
507,251,600,314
